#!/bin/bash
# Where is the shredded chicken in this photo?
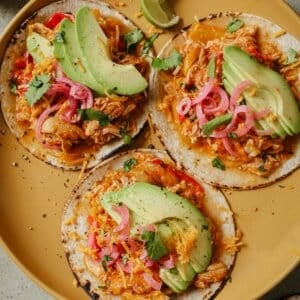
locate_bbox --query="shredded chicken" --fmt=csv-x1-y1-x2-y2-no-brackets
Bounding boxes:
194,262,228,289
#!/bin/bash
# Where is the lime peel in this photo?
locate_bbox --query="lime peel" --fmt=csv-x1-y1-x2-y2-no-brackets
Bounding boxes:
140,0,180,29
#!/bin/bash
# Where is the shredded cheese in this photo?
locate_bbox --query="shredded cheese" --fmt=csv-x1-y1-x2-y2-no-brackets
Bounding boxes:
116,262,127,289
273,29,286,38
78,159,88,181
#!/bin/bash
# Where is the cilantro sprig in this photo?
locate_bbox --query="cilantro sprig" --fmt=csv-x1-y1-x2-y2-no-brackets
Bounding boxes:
227,18,244,33
78,108,111,127
142,33,159,56
124,28,144,53
152,49,182,71
212,157,226,171
141,230,168,261
285,48,298,65
25,74,51,105
123,158,137,172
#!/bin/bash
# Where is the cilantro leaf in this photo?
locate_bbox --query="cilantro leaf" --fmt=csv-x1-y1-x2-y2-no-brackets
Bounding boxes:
142,33,159,56
152,49,182,71
9,78,17,94
101,255,112,272
25,74,51,105
258,165,267,172
123,158,137,172
55,31,65,43
122,133,132,145
141,230,168,261
227,18,244,33
285,48,298,65
124,28,144,52
212,157,225,171
227,132,238,139
207,55,216,78
78,108,111,127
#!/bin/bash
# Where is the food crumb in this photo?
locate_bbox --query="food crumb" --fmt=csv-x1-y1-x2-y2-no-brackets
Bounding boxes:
11,161,18,167
72,278,79,288
273,29,286,38
115,1,126,7
22,154,29,161
254,207,258,212
135,11,143,18
271,212,275,215
42,213,47,218
29,227,34,231
0,129,6,135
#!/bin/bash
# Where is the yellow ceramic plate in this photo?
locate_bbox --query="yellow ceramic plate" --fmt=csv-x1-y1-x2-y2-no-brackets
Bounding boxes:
0,0,299,299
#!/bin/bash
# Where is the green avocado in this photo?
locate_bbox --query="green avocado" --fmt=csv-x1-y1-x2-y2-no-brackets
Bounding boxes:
75,7,148,95
100,182,212,292
54,19,105,95
27,32,53,64
223,45,300,136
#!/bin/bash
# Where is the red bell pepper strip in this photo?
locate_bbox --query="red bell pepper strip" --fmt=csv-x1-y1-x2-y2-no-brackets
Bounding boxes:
151,159,204,195
44,12,74,29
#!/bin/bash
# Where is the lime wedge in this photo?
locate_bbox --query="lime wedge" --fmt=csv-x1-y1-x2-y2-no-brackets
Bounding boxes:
140,0,180,28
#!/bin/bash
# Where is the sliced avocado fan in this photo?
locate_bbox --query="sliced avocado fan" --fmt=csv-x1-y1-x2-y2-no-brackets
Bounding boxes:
53,6,147,96
100,182,212,293
223,45,300,137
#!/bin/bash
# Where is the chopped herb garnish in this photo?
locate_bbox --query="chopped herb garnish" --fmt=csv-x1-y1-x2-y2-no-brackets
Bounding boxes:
25,74,51,105
121,254,128,265
141,230,168,261
207,54,216,78
142,33,159,56
122,133,132,145
227,18,244,33
285,48,298,65
169,268,179,275
212,157,225,171
78,108,111,127
124,28,144,52
201,224,209,231
55,31,65,43
101,255,112,272
258,165,267,172
9,79,17,94
228,132,238,139
123,158,137,172
152,49,182,71
202,113,232,136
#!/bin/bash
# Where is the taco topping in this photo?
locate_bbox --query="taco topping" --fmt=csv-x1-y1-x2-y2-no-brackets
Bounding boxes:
157,21,300,177
66,152,239,299
8,6,150,166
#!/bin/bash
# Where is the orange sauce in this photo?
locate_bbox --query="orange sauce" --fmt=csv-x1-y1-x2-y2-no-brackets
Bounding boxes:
187,23,225,43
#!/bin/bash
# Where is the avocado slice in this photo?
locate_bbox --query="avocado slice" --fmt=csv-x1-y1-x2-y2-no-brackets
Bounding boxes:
27,32,53,64
223,68,288,137
53,19,105,95
75,7,148,95
101,182,212,291
223,45,300,136
159,268,189,293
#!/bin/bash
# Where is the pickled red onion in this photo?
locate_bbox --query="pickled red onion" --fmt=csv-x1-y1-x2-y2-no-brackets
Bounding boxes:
203,87,229,114
160,255,175,269
191,78,216,106
229,80,252,111
221,136,236,156
212,105,254,138
176,97,192,117
143,273,162,290
196,104,207,126
88,232,99,250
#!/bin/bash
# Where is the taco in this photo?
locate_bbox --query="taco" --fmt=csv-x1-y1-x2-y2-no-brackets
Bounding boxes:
149,12,300,189
62,149,239,299
0,0,151,170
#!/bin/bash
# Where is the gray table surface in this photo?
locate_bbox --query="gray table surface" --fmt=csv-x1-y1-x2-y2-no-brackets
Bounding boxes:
0,0,299,299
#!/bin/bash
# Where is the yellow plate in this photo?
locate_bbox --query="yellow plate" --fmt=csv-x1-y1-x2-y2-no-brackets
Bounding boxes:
0,0,299,299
